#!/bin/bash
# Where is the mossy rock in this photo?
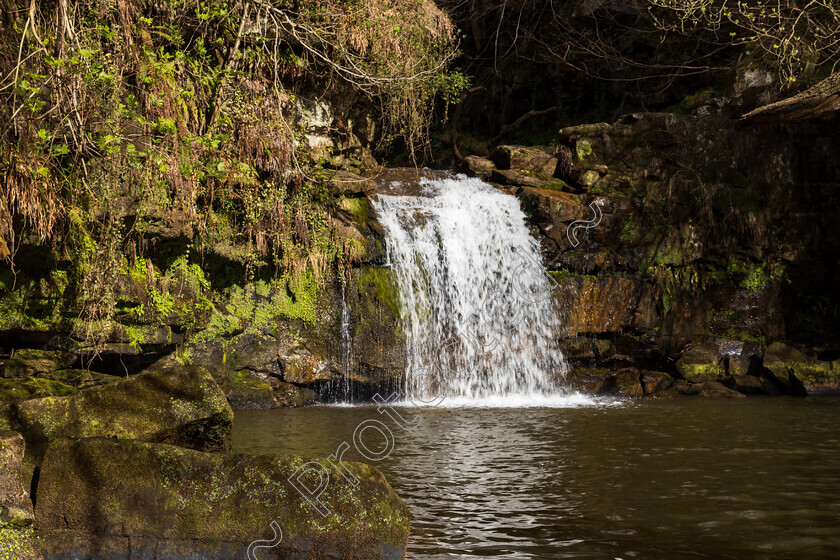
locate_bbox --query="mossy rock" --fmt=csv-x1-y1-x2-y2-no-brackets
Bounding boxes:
0,350,76,379
34,369,122,390
35,438,411,559
763,342,840,388
675,343,724,381
0,431,41,560
699,381,746,399
0,378,75,405
489,145,557,175
221,369,318,410
0,526,42,560
490,168,571,191
16,366,233,459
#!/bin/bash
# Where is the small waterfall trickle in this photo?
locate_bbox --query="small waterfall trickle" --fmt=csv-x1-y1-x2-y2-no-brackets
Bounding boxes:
335,280,359,401
371,172,569,404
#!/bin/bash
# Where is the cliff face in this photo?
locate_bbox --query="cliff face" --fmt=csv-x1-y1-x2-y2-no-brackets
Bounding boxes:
0,0,456,405
465,112,840,393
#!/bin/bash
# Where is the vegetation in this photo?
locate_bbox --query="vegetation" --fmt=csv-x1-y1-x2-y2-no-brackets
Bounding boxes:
0,0,461,347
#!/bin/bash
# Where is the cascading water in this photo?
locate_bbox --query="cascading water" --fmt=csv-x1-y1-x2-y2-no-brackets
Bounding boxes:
371,171,570,405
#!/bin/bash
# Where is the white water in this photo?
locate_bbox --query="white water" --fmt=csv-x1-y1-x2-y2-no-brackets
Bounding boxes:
371,173,573,406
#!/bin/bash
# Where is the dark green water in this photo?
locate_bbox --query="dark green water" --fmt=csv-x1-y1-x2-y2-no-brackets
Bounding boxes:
232,398,840,559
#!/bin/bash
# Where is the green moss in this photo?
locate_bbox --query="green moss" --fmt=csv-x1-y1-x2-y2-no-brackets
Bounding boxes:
16,366,233,457
194,267,321,342
37,438,411,557
575,139,593,161
0,378,75,404
340,196,371,226
357,267,401,317
619,214,640,243
0,526,39,560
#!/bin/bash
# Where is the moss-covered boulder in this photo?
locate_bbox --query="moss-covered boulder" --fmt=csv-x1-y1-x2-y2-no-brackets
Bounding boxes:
763,342,840,389
34,369,122,390
35,438,411,559
16,366,232,458
0,350,75,379
0,431,42,560
675,343,724,381
0,378,75,405
490,145,558,176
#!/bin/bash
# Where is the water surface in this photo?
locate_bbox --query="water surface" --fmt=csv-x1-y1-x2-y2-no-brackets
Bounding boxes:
233,397,840,559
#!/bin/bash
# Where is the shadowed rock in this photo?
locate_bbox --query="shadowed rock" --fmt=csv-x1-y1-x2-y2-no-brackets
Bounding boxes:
35,438,411,560
16,366,233,458
0,430,42,559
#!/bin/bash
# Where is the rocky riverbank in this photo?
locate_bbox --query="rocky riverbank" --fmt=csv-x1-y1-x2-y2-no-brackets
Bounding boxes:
0,366,411,559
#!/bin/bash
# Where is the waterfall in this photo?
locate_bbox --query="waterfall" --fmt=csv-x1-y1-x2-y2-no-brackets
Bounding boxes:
370,172,570,405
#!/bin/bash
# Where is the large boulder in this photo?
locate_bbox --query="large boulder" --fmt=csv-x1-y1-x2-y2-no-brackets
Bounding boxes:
490,145,559,175
0,378,75,405
0,430,42,560
675,343,724,381
763,342,840,389
34,369,122,390
35,438,411,559
16,366,233,457
1,350,75,379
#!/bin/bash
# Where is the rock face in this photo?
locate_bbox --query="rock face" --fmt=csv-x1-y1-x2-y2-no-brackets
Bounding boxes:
146,266,407,408
35,438,411,560
484,112,840,391
16,366,233,457
0,430,42,560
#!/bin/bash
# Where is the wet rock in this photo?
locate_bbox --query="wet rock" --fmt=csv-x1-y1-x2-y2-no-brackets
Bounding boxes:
0,350,75,379
699,381,746,399
556,275,659,337
558,337,597,360
640,371,674,395
490,145,558,176
465,155,496,180
490,169,571,191
223,369,318,410
562,368,597,393
727,355,753,376
674,381,703,396
675,343,724,381
727,374,768,395
591,367,642,396
16,365,233,458
36,438,411,560
763,341,840,389
0,430,41,559
614,368,643,396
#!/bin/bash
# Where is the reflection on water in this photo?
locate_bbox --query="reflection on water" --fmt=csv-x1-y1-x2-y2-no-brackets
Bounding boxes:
233,397,840,559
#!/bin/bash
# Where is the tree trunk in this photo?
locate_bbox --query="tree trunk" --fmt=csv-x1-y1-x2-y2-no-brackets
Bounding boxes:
742,71,840,122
